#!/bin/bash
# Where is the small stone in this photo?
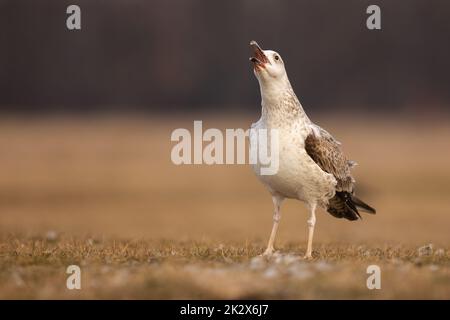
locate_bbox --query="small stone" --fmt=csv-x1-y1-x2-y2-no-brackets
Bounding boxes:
287,264,313,279
282,254,301,265
249,256,266,270
263,266,279,278
213,244,224,253
314,261,333,271
45,230,58,241
429,265,439,272
272,253,300,265
418,244,433,257
271,252,282,263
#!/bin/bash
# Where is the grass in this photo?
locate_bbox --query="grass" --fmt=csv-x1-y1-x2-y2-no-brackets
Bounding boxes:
0,115,449,299
0,235,448,299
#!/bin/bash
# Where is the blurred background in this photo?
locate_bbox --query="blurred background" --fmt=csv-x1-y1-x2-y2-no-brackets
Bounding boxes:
1,0,450,114
0,0,449,246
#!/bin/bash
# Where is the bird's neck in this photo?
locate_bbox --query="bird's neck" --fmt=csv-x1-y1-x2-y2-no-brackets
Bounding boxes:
259,78,310,126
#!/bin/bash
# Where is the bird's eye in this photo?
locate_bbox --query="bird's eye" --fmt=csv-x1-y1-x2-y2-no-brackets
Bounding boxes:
274,55,280,61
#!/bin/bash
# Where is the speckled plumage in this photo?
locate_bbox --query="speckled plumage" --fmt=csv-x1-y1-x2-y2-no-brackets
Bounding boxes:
250,86,338,208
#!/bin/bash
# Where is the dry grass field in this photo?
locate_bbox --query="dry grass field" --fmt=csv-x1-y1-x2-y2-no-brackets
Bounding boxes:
0,114,449,299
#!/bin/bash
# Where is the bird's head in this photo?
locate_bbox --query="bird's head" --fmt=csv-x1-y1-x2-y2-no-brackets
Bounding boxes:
249,40,289,86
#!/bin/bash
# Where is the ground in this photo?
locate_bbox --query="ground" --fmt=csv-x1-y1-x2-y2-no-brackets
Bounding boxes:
1,236,449,299
0,115,449,299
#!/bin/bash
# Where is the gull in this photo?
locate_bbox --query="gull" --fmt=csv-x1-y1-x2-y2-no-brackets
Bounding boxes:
248,41,376,259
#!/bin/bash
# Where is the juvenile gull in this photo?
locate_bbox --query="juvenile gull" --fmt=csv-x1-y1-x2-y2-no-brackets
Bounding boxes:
249,41,376,259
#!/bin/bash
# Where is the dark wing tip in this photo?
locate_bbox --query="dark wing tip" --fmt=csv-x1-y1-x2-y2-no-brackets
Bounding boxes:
327,192,360,221
351,195,376,214
327,192,377,221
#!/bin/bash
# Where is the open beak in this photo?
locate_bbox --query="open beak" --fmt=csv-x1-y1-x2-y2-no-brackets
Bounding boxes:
249,40,269,69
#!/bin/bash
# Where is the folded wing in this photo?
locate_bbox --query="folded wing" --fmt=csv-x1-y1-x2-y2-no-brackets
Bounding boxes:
305,124,375,220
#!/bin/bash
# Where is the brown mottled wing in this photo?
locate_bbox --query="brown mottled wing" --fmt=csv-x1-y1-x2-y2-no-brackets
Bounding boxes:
304,126,354,193
304,126,360,220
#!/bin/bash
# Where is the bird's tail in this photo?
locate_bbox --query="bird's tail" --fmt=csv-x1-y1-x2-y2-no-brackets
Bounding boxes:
327,192,376,221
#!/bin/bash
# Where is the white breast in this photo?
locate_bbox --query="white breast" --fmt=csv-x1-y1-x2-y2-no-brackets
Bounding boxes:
250,117,336,207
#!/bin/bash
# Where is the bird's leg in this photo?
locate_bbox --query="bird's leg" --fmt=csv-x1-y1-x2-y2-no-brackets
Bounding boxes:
262,195,284,256
304,203,317,259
